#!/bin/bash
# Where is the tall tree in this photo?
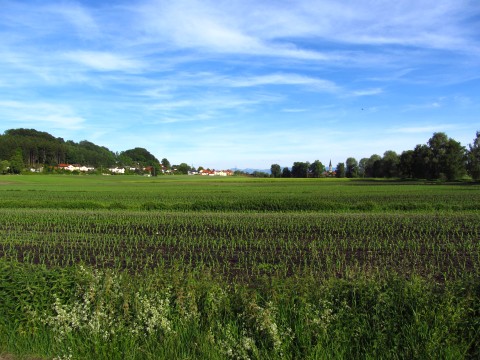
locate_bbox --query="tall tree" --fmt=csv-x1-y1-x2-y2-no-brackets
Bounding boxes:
442,138,466,180
161,158,171,170
399,150,414,178
175,163,191,174
358,158,368,178
365,154,382,177
412,144,432,179
428,132,450,179
9,148,25,174
291,162,309,178
382,150,399,178
467,131,480,181
335,162,345,178
345,157,358,178
0,160,10,174
281,167,291,178
270,164,281,178
309,160,324,178
427,132,466,180
121,147,159,167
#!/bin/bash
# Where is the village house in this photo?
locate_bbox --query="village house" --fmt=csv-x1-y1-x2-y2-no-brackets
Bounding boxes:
198,169,234,176
109,167,125,174
58,164,95,172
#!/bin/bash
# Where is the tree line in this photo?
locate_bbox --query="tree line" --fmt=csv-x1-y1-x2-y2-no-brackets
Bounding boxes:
2,128,479,180
0,129,168,174
271,131,480,181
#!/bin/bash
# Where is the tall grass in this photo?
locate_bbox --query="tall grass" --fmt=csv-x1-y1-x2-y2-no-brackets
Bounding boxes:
1,261,479,359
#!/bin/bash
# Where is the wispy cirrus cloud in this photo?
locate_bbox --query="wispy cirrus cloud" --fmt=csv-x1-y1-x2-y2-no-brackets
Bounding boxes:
134,0,336,61
45,2,100,39
137,72,339,96
282,108,308,113
148,93,280,124
0,100,85,130
0,1,99,41
350,88,383,97
389,124,459,134
228,73,339,92
63,51,144,72
135,0,480,61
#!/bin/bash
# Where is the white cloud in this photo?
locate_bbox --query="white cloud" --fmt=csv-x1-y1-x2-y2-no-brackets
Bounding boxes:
45,2,100,38
135,0,336,60
282,108,308,113
294,1,479,51
135,0,480,59
63,51,144,72
389,124,458,134
138,72,339,94
0,101,85,130
147,93,277,124
351,88,383,97
229,73,339,92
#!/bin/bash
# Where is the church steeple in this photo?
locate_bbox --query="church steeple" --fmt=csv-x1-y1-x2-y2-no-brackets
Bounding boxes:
329,159,332,172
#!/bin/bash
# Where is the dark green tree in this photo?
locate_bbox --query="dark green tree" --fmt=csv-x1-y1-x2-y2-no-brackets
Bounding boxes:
291,162,309,178
0,128,67,166
309,160,324,178
399,150,414,178
9,148,25,174
116,152,134,167
121,148,159,167
358,158,368,178
252,171,269,178
176,163,191,174
382,150,399,178
151,163,161,176
345,157,358,178
412,144,432,179
281,167,291,178
427,132,466,180
442,138,466,180
161,158,171,170
335,162,345,178
0,160,10,174
467,131,480,181
365,154,382,177
234,169,248,176
428,132,450,179
270,164,281,178
65,140,115,167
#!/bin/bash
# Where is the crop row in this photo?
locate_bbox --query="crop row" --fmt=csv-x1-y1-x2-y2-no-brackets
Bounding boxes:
1,179,480,212
1,209,478,282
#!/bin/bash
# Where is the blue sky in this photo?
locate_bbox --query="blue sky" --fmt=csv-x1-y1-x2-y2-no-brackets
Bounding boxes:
1,0,479,169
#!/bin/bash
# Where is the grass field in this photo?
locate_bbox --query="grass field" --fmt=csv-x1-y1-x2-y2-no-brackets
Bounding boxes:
1,175,479,359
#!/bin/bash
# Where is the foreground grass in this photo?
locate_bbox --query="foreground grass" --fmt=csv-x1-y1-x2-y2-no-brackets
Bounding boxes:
1,261,479,360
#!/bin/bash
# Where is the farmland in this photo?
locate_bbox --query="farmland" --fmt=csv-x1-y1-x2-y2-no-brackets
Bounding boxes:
1,175,479,359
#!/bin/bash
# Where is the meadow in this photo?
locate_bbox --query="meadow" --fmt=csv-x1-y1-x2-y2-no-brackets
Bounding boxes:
0,175,479,359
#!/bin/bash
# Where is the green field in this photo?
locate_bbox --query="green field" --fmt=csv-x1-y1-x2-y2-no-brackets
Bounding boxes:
1,175,479,359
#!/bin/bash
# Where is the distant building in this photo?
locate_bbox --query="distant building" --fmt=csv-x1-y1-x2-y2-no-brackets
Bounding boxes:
58,164,95,172
324,159,336,177
197,169,234,176
109,167,125,174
